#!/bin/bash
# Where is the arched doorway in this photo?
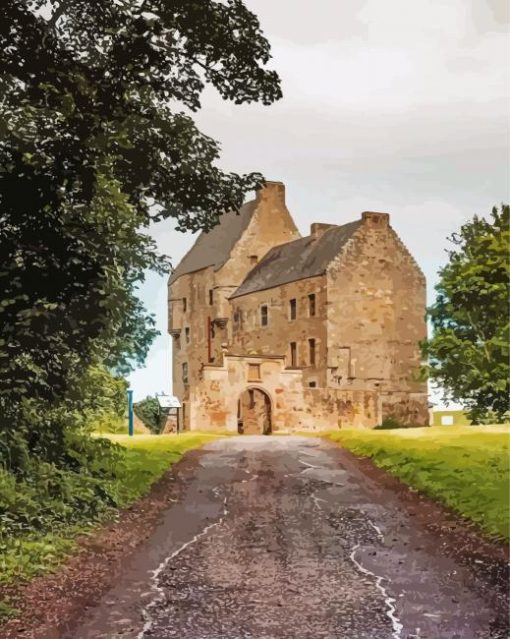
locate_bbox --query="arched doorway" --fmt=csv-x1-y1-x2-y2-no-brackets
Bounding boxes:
237,388,272,435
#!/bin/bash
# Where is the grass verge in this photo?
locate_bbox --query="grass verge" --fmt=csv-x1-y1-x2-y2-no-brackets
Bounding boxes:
324,426,510,541
0,433,219,620
103,433,220,505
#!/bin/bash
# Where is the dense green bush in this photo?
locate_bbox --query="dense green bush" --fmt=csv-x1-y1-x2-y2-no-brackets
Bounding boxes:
0,433,124,541
133,396,161,433
374,418,410,430
0,364,131,554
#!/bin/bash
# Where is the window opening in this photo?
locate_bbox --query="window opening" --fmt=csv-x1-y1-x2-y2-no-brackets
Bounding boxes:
309,338,316,366
290,342,297,367
308,293,316,317
289,298,297,320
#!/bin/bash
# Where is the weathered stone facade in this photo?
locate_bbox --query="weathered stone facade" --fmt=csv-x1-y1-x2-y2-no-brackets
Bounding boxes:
168,182,428,432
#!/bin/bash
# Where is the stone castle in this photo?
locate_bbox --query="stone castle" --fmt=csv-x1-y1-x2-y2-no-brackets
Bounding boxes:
168,182,428,433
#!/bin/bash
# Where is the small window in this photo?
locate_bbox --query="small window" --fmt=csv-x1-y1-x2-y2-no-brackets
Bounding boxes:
308,381,317,388
289,298,297,320
308,293,316,317
209,289,213,306
309,338,316,366
290,342,297,367
182,362,188,384
247,363,261,382
250,255,258,265
260,305,268,326
185,327,190,343
182,297,187,312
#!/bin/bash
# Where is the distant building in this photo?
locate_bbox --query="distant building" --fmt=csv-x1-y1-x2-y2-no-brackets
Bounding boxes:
432,410,470,426
168,182,428,433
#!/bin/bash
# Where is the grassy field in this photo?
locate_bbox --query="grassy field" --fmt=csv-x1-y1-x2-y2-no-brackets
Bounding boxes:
0,432,219,618
324,426,510,541
103,432,221,505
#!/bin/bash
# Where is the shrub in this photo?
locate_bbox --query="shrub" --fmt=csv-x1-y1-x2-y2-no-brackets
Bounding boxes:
133,396,161,433
374,417,410,430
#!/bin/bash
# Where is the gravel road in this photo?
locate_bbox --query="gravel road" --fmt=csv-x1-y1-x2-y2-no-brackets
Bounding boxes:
70,436,509,639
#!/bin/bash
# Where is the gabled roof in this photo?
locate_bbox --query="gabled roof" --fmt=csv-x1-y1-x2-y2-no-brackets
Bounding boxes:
231,220,362,299
168,200,257,285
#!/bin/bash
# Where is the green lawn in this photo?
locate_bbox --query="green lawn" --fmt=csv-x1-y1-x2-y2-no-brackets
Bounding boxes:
104,432,221,506
0,432,219,619
324,426,510,541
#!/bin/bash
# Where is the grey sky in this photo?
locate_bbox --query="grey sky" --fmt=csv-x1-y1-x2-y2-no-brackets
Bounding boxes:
128,0,510,405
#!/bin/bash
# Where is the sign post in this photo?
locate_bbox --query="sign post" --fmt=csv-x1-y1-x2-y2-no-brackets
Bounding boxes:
127,389,134,437
156,394,182,434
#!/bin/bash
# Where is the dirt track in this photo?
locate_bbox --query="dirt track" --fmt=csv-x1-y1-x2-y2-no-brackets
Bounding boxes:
62,436,508,639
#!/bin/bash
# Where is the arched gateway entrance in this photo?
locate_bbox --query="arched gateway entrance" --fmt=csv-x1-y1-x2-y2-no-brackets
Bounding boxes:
237,388,272,435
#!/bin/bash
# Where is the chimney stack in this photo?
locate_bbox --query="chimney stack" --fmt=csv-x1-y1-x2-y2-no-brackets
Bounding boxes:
310,222,336,240
361,211,390,227
255,181,286,206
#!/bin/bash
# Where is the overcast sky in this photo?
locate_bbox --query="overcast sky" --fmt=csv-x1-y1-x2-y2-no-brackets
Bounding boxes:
128,0,510,407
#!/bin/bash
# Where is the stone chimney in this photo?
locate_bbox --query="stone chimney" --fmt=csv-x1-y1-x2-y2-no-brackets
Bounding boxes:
361,211,390,227
255,181,286,206
310,222,336,240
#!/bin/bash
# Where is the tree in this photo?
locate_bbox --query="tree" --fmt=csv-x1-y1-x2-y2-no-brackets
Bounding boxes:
0,1,281,412
424,205,510,423
134,396,161,433
16,363,129,468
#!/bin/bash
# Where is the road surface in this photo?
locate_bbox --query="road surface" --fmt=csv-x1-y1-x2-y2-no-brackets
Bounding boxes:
70,436,508,639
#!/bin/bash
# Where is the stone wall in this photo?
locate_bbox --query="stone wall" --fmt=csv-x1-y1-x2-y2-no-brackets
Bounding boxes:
190,355,305,432
168,182,300,429
189,355,384,432
380,392,429,426
301,388,380,429
160,413,179,434
325,211,428,424
229,275,327,387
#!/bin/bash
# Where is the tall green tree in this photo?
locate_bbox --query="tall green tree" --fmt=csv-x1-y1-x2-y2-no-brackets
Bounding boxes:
0,0,280,410
424,205,510,423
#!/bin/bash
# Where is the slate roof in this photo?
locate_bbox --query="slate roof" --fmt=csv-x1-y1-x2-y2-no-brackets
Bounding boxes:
231,220,362,299
168,200,257,285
